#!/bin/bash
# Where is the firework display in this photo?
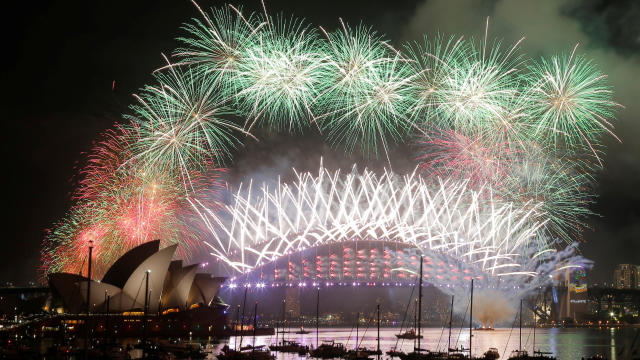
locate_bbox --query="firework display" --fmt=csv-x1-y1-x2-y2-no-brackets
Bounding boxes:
415,128,517,188
125,63,247,184
41,126,226,278
42,1,618,297
206,165,543,274
525,45,619,164
317,22,415,159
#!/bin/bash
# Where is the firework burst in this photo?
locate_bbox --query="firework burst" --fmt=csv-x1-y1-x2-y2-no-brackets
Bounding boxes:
41,127,226,279
416,128,518,188
318,22,417,159
233,14,329,132
125,62,246,191
174,3,263,96
404,34,469,126
435,36,524,137
499,148,594,243
526,45,620,164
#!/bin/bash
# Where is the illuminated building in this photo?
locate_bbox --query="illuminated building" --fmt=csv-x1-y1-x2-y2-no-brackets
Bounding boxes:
613,264,639,290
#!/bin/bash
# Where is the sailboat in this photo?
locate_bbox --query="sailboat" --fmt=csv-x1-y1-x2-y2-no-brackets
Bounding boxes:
396,300,423,340
295,327,311,334
443,279,474,359
310,288,347,359
355,305,383,357
398,256,433,360
219,301,275,360
507,299,556,360
270,340,309,354
271,298,309,354
310,340,347,359
270,299,286,350
388,286,415,357
531,297,555,360
344,312,373,360
446,295,466,358
395,329,422,339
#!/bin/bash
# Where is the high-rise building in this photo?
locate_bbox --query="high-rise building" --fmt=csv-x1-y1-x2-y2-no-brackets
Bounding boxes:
613,264,639,289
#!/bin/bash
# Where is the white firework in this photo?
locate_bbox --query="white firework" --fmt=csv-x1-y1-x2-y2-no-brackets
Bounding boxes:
204,164,550,275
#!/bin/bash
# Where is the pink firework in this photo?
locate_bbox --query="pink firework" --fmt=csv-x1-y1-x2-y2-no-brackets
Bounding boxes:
41,125,228,280
416,129,517,188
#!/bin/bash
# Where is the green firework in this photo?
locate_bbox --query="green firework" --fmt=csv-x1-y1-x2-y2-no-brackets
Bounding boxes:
499,145,595,243
525,45,619,164
318,22,416,158
404,34,470,127
233,14,329,132
125,63,246,187
174,4,262,99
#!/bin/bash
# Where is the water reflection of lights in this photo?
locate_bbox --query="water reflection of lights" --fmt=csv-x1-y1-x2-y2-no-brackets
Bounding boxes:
610,327,616,360
548,327,558,358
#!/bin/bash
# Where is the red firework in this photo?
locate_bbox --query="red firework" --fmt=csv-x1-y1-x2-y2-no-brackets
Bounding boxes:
416,129,517,188
41,124,228,280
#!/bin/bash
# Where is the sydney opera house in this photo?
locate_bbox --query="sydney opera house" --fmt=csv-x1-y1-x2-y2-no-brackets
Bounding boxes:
45,240,229,337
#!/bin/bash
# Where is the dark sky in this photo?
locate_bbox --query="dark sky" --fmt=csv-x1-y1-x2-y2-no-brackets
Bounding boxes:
2,0,639,285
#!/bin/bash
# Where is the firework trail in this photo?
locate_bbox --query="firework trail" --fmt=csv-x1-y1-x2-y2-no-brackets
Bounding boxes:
204,162,591,328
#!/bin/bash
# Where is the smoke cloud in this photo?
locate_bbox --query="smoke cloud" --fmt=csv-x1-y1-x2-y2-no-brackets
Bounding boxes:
473,290,517,328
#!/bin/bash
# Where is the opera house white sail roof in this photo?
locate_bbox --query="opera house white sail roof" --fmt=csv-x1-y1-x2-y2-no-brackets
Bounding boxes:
48,240,225,314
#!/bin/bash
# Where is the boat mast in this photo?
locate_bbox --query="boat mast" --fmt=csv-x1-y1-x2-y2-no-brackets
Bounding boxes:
86,242,93,315
533,303,536,354
142,270,149,358
414,299,418,349
417,255,423,353
239,287,248,349
104,293,110,354
287,297,291,341
253,301,258,351
85,242,93,360
316,287,320,348
274,304,278,348
519,299,523,354
469,278,473,359
281,298,286,344
355,312,359,350
448,295,454,354
377,304,381,358
234,304,241,351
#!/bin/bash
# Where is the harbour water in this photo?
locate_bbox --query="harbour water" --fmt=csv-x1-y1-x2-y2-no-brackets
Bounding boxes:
223,327,639,360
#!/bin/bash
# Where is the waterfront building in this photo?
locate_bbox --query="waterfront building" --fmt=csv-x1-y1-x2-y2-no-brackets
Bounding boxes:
613,264,639,289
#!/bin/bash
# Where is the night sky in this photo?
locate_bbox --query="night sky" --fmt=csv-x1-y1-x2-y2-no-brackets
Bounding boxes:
2,0,639,285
